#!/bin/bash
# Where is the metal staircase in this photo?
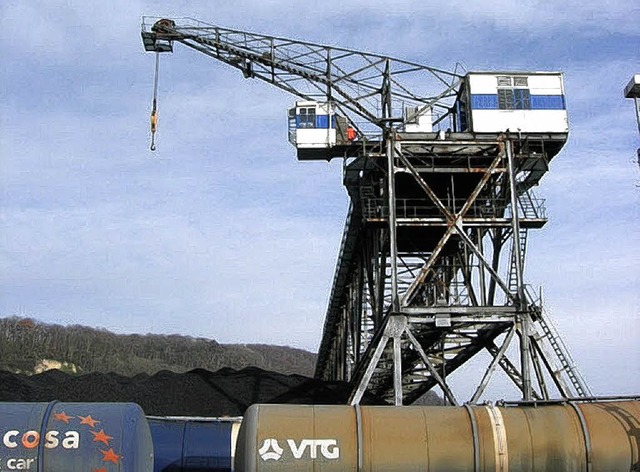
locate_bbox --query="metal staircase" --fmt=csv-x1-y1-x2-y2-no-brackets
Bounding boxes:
534,312,593,397
505,190,591,399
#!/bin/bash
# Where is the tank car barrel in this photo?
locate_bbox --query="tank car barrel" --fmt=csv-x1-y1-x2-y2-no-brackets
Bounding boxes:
0,402,153,471
235,400,640,471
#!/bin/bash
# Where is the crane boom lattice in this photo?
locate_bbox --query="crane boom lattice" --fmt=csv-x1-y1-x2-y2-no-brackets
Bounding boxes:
142,17,462,134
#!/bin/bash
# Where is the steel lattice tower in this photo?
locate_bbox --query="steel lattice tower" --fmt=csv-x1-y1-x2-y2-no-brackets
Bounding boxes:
315,132,591,405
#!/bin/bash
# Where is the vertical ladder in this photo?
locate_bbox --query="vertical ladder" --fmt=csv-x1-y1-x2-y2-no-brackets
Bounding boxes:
507,228,528,295
360,186,378,219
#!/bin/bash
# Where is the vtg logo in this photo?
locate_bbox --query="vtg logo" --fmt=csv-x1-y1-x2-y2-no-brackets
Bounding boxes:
258,438,340,461
258,438,283,460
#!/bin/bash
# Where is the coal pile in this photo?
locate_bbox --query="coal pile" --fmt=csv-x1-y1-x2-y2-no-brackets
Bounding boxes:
0,367,355,416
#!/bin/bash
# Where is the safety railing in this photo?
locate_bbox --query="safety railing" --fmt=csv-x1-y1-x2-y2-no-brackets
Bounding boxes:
361,196,546,221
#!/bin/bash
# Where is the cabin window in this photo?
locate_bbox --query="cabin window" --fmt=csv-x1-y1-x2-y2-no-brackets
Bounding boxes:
513,76,528,87
298,107,317,128
513,88,531,109
497,76,512,86
498,88,531,110
498,89,513,109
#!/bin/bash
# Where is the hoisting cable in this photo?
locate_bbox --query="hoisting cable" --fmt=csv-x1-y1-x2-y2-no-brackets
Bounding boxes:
149,51,160,151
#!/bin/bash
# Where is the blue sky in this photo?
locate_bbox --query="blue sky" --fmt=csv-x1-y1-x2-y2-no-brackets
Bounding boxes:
1,1,638,396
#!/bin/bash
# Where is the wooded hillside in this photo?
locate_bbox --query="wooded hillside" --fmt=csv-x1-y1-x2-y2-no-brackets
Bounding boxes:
0,316,316,377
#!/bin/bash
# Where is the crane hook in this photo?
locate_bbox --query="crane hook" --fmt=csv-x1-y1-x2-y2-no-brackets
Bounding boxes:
150,102,157,151
149,52,161,152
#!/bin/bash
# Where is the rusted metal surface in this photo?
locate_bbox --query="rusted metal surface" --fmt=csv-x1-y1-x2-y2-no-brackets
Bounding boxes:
580,401,640,471
235,400,640,471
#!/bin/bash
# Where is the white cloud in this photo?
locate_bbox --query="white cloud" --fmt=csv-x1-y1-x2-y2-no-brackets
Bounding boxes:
1,198,344,348
443,0,636,35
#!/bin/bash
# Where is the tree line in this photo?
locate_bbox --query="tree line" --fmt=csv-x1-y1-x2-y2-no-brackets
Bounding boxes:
0,316,316,377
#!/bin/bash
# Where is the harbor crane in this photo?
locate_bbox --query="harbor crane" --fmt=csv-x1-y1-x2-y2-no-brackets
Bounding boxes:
141,17,591,405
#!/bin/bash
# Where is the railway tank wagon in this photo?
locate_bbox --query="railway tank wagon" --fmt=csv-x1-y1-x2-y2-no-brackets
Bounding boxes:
234,400,640,471
0,401,153,471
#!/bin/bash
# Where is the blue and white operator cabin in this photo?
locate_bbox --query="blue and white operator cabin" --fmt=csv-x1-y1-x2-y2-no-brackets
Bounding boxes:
288,101,357,160
287,71,568,160
455,71,568,134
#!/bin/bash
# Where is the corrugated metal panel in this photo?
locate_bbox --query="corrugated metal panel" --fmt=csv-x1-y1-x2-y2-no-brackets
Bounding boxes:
470,109,568,133
470,94,499,109
148,417,240,471
149,419,186,470
470,94,565,110
315,115,335,129
528,74,564,91
183,421,234,470
467,74,501,94
530,95,566,110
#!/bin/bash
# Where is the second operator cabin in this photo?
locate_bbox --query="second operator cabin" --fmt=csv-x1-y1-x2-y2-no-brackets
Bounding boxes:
456,72,568,134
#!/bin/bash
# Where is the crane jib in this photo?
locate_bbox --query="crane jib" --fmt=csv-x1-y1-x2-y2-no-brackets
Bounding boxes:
140,16,464,133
